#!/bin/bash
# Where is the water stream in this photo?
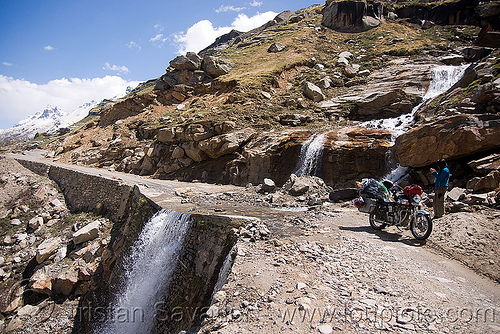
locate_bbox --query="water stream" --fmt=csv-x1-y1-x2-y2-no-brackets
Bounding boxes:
99,210,192,334
367,65,469,182
361,65,469,137
294,132,328,177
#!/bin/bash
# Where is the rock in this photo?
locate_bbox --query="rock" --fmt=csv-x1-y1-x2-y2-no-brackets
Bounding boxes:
448,201,469,212
317,324,333,334
171,146,185,159
274,10,294,23
344,64,360,77
468,171,500,192
73,221,100,245
460,46,493,62
157,127,176,143
10,219,22,226
213,290,227,304
5,318,23,332
447,187,467,202
468,154,500,174
202,56,235,77
268,43,286,53
318,77,332,89
279,114,311,126
296,296,312,311
50,198,64,208
314,63,325,71
440,54,465,65
3,235,14,246
349,88,416,120
394,114,500,167
261,178,276,193
261,91,272,99
329,188,358,202
30,266,53,294
169,52,202,71
199,128,256,159
171,90,186,102
290,180,310,196
308,194,323,206
469,193,488,204
52,266,79,296
296,282,307,290
36,237,62,263
28,216,44,230
322,1,382,33
17,304,39,317
303,81,325,102
181,142,208,162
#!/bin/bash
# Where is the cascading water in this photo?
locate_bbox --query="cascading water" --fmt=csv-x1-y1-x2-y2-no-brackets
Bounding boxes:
373,65,469,182
294,132,328,177
362,65,470,137
99,210,191,334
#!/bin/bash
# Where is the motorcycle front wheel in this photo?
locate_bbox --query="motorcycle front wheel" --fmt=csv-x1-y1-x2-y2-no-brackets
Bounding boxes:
410,212,432,240
369,212,387,230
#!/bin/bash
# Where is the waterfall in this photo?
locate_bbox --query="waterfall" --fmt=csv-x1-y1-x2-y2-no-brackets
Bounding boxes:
99,210,191,334
361,64,469,137
294,132,328,177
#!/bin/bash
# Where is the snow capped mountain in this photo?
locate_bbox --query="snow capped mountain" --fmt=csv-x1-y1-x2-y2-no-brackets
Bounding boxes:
0,101,98,142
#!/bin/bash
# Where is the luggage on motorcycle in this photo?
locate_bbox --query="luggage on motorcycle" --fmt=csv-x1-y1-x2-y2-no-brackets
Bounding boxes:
358,197,376,213
358,179,388,200
353,197,365,209
404,185,423,196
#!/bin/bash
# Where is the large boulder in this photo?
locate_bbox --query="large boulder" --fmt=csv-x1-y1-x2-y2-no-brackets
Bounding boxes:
169,52,202,71
322,0,382,33
202,57,235,77
199,128,256,159
394,114,500,167
349,89,418,120
303,81,325,102
36,237,62,264
73,221,100,245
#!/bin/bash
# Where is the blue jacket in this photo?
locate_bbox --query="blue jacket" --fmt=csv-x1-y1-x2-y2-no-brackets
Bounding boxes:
433,167,450,187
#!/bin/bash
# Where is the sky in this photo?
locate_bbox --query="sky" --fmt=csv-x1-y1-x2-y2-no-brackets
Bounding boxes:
0,0,317,129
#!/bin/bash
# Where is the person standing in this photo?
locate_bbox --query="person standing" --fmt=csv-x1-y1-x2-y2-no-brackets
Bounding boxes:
430,159,450,219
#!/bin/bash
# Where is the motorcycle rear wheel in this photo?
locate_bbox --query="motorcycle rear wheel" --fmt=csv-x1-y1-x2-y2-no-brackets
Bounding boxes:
369,212,387,230
410,212,432,240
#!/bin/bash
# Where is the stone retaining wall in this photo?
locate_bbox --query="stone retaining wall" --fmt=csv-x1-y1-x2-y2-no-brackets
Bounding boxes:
16,158,246,334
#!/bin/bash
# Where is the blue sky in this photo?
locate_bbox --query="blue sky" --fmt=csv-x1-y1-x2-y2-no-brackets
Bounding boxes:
0,0,317,129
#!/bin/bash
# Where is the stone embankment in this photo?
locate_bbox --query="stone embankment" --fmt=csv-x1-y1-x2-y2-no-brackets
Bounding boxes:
0,157,259,333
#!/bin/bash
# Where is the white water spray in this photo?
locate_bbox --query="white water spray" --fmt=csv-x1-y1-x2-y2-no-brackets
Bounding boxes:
362,65,469,137
294,132,328,177
99,210,191,334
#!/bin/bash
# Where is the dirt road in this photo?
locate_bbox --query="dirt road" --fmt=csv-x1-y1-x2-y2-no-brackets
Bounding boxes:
7,152,500,333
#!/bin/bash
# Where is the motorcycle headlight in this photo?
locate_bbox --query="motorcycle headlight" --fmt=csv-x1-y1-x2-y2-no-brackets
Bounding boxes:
412,194,422,205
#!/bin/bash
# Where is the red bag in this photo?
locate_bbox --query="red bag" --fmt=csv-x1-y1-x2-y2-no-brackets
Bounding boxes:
404,185,423,196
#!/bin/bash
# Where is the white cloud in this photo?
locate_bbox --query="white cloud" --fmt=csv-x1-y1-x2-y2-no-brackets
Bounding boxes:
127,41,142,51
215,5,246,13
44,45,54,51
150,33,168,47
103,62,130,74
174,11,277,54
0,75,140,129
2,62,13,66
250,1,263,6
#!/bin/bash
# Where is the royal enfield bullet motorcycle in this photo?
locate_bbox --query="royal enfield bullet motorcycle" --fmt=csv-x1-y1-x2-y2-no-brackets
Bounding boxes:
354,180,433,240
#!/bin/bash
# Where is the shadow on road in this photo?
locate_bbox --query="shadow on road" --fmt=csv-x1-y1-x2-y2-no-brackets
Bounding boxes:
338,225,427,247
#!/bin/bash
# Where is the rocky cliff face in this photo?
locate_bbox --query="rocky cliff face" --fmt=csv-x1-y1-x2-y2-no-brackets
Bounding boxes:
36,0,500,194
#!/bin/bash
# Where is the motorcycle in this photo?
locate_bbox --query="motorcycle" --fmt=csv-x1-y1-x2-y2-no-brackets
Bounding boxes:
354,180,433,240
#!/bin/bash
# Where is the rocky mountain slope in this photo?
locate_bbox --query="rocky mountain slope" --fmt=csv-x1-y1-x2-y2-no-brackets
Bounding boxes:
9,0,500,195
